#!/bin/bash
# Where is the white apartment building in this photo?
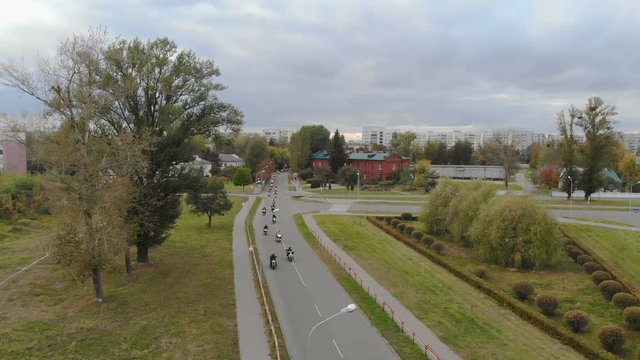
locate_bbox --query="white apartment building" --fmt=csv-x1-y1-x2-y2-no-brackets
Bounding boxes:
262,128,291,143
362,126,395,147
621,132,640,154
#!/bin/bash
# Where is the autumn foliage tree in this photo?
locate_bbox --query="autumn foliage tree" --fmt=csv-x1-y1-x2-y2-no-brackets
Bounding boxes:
539,166,560,190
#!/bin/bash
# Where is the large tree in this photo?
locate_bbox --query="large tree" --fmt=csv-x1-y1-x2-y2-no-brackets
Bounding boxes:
187,177,232,228
244,137,269,173
288,125,330,170
449,140,474,165
474,140,519,187
575,97,618,200
556,107,581,200
232,167,253,191
0,30,146,301
390,131,416,157
423,141,449,165
97,36,243,265
329,129,348,173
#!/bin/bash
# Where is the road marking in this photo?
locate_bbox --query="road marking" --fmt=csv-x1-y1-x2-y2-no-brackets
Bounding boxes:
314,304,322,317
292,262,306,287
332,339,344,358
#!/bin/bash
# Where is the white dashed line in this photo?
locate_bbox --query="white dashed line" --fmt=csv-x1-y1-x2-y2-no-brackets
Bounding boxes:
333,339,344,358
314,304,322,317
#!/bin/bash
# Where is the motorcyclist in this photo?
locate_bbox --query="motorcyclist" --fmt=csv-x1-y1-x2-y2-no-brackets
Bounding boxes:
262,207,267,215
275,230,283,241
263,224,268,234
286,247,294,256
269,253,277,267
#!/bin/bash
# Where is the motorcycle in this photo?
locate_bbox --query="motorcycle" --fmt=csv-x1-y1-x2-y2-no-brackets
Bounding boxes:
270,257,277,269
262,207,266,215
275,232,283,242
263,227,268,236
286,251,294,262
272,216,277,224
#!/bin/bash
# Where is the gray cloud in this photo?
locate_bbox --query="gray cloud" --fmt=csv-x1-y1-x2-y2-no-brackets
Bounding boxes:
1,0,639,135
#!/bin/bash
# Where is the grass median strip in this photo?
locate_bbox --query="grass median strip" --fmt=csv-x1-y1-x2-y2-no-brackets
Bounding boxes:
293,213,425,359
0,197,244,359
315,215,583,360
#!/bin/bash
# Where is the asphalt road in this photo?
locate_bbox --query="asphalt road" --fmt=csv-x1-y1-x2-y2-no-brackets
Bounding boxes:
253,173,398,360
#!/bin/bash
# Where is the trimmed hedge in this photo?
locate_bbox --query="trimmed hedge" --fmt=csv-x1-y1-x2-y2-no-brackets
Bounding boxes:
564,310,589,332
623,307,640,330
536,294,559,316
599,280,625,301
583,262,603,274
473,266,488,279
396,223,406,231
592,271,613,286
384,217,393,225
404,225,415,235
597,325,625,353
576,254,594,265
400,212,414,221
513,282,535,301
412,231,423,240
391,219,400,227
432,242,445,254
421,235,434,246
367,217,615,360
566,245,584,261
612,293,638,310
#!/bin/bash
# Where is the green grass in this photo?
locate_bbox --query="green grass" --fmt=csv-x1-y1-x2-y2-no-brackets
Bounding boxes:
560,223,640,287
0,218,54,280
315,215,583,360
536,197,640,207
564,216,638,227
293,214,426,359
0,197,244,359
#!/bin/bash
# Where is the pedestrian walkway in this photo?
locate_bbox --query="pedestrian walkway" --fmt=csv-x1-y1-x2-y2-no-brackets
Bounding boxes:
233,196,270,360
302,214,460,360
556,217,640,231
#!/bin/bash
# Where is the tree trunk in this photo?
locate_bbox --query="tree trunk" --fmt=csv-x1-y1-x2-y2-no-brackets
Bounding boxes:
125,242,133,275
92,265,104,303
136,243,149,265
208,215,212,228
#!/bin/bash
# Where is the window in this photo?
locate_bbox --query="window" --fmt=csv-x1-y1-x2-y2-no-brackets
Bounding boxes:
379,163,382,171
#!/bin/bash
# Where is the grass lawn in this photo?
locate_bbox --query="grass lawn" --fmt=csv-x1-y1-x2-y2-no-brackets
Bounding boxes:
0,218,55,280
564,217,638,228
560,223,640,287
294,214,425,360
315,215,583,360
0,197,244,359
536,198,640,208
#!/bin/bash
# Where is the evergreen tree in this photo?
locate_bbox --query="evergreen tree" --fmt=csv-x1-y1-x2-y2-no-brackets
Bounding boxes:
187,177,233,228
329,129,348,173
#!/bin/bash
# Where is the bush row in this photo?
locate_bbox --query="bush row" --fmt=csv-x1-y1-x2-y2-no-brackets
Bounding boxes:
370,217,616,360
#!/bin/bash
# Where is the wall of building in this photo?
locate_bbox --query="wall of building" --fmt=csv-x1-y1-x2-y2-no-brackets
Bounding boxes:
0,136,27,174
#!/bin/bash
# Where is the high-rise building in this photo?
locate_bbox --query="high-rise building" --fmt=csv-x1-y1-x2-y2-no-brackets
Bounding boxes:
262,128,291,143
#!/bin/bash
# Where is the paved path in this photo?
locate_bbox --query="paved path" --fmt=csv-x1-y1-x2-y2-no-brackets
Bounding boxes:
255,174,399,360
233,196,270,360
303,214,460,360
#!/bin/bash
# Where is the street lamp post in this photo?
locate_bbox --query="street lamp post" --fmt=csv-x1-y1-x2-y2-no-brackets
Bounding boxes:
307,304,357,360
629,180,640,212
567,176,573,213
356,171,360,200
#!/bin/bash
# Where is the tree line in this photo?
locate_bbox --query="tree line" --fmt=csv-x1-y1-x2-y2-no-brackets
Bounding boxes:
0,29,243,302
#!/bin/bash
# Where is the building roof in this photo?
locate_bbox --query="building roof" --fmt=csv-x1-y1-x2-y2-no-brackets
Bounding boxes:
311,151,330,159
602,168,622,183
190,155,211,166
219,153,243,162
311,151,409,161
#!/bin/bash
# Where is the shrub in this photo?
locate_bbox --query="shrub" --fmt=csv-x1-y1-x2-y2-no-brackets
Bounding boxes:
298,168,314,180
591,271,612,285
583,262,603,274
598,325,625,353
307,177,323,189
423,179,460,235
422,235,434,246
563,310,589,332
576,254,594,265
432,242,445,254
536,294,559,316
390,219,400,227
473,266,488,279
513,282,535,301
384,217,392,224
623,307,640,330
400,212,413,221
612,293,638,310
445,182,495,246
599,280,626,301
397,223,406,231
566,245,584,261
412,231,423,240
468,196,561,270
404,225,415,235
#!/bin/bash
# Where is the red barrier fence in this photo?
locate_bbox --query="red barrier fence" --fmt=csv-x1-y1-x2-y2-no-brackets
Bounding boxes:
309,228,442,360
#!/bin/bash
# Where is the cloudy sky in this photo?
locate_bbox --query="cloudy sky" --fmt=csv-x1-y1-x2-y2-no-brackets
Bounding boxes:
2,0,640,137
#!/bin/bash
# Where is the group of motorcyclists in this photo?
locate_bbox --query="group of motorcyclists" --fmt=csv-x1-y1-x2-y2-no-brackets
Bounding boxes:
263,172,293,270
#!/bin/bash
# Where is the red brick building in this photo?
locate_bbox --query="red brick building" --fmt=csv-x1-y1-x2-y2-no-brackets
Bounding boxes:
311,151,410,181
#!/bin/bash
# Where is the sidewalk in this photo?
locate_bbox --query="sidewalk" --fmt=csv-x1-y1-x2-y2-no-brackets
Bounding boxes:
302,214,460,360
233,196,270,360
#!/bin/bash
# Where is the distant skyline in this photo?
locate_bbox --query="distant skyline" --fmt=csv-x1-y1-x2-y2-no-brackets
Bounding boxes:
2,0,640,134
